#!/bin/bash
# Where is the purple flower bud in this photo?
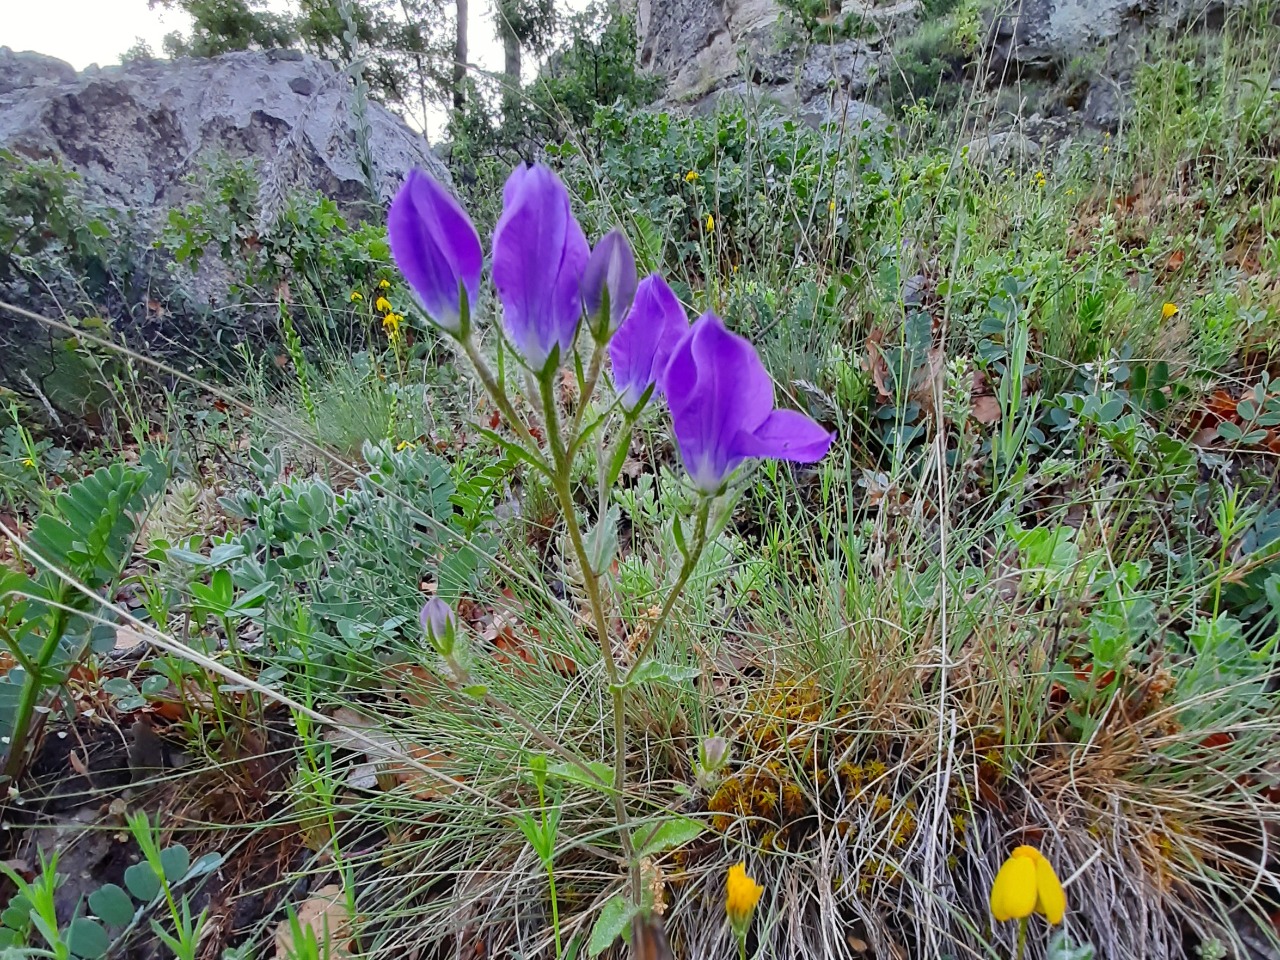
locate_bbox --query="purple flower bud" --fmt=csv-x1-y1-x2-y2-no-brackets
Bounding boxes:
581,228,638,336
420,598,458,655
388,170,483,334
492,164,590,371
608,274,688,411
700,735,731,772
662,313,834,492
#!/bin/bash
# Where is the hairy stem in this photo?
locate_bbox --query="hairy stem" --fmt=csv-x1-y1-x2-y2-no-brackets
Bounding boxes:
623,496,712,679
538,372,639,899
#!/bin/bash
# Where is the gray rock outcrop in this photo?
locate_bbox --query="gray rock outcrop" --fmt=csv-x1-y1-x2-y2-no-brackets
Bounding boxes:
633,0,902,129
0,46,448,220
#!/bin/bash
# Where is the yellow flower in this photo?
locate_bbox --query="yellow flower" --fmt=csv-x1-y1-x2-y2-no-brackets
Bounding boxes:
685,170,700,182
706,214,715,233
990,845,1066,926
382,313,403,337
375,296,393,313
725,862,763,933
21,457,36,469
349,291,363,302
1162,302,1179,320
395,440,414,451
828,200,837,213
378,278,391,289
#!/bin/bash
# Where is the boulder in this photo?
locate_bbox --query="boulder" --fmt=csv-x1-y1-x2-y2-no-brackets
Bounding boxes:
0,47,449,220
633,0,900,130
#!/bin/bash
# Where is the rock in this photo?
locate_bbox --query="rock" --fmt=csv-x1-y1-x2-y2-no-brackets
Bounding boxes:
635,0,892,129
0,48,77,96
0,48,449,221
962,131,1042,167
985,0,1256,82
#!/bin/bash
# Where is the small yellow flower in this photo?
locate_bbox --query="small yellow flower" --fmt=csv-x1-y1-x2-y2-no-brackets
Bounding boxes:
375,296,393,313
685,170,700,182
990,845,1066,926
706,214,715,233
395,440,414,452
828,200,837,213
378,278,391,289
21,457,36,469
382,313,403,337
349,290,363,302
1162,302,1179,320
725,862,763,933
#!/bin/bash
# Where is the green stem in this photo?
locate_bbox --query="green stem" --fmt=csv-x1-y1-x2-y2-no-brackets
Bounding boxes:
460,334,548,465
567,342,606,453
538,372,638,899
546,866,563,959
1015,916,1028,960
2,603,68,784
623,497,712,680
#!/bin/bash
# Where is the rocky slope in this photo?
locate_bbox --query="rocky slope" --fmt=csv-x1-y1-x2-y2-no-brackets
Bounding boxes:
0,47,448,219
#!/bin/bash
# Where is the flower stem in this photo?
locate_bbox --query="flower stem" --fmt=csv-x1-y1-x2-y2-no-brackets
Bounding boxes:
623,496,712,678
460,333,547,466
538,372,639,898
1015,916,1028,960
546,865,563,959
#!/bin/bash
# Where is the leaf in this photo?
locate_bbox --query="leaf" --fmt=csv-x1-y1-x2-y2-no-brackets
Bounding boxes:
159,845,190,882
588,894,636,958
66,917,110,959
274,884,350,960
584,505,620,575
547,760,613,791
123,862,161,903
89,884,136,927
635,817,704,857
623,661,701,689
185,852,225,881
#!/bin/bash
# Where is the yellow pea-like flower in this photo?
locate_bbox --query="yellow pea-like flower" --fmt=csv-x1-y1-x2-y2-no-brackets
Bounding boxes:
685,170,700,182
349,290,363,302
1162,302,1179,320
706,214,715,233
378,278,391,289
375,296,393,313
725,862,763,933
990,845,1065,925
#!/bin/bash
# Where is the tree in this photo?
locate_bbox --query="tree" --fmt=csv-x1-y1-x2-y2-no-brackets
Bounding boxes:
493,0,556,125
453,0,468,113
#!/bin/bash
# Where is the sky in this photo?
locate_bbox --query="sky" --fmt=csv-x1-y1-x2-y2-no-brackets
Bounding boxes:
1,0,587,136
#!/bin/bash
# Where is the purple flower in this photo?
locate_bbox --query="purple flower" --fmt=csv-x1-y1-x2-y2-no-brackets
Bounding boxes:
388,169,483,334
420,598,459,655
581,228,638,336
608,274,688,411
492,164,590,370
662,313,834,492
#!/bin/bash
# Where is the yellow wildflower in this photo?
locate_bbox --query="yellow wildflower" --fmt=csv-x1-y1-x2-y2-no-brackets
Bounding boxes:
378,278,391,289
828,200,837,213
21,457,36,469
375,296,393,313
706,214,715,233
725,862,763,935
989,845,1066,926
382,313,403,337
395,440,415,452
685,170,700,182
1162,302,1179,320
349,291,363,302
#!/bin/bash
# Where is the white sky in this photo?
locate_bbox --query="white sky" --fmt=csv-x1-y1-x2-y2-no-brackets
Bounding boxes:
1,0,588,137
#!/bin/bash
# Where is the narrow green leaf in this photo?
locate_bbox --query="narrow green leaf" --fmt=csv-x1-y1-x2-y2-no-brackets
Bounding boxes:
623,661,701,689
